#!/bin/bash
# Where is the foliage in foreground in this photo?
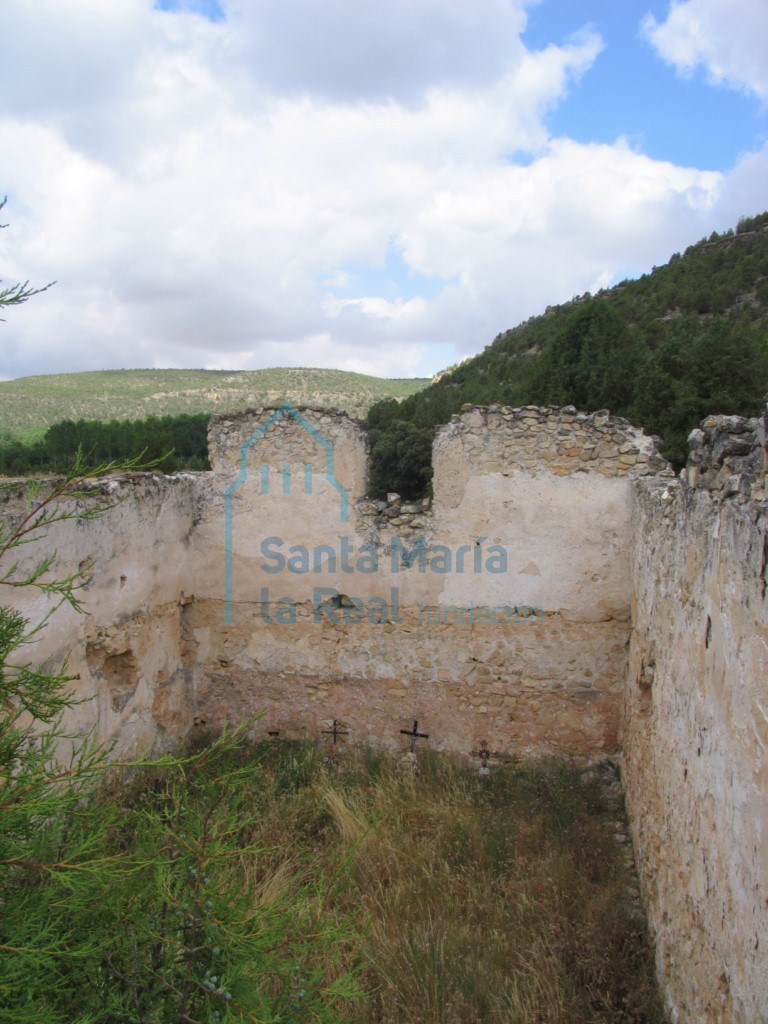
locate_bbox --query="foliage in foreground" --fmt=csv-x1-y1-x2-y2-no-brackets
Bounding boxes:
3,726,667,1023
0,467,361,1023
2,734,363,1024
0,196,54,318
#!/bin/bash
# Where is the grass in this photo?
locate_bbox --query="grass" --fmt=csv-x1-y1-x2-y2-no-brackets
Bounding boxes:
123,738,665,1024
0,367,429,436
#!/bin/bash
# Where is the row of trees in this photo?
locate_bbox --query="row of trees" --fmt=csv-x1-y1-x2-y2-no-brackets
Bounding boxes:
2,197,211,478
3,301,764,490
0,412,210,476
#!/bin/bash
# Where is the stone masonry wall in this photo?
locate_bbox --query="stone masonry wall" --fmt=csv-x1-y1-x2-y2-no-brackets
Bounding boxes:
3,404,666,760
186,404,669,758
433,403,670,482
623,414,768,1024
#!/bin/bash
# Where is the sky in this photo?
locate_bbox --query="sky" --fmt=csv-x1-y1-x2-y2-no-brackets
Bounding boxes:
1,0,767,383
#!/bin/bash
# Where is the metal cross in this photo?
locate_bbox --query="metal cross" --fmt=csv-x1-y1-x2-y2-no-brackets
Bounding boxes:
400,719,429,752
470,740,498,776
322,719,349,745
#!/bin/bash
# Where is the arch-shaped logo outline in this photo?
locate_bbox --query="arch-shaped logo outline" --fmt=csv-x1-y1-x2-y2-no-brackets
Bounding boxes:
224,402,349,623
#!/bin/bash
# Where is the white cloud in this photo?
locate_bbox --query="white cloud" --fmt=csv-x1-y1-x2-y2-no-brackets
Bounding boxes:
0,0,761,382
225,0,531,103
642,0,768,101
699,140,768,230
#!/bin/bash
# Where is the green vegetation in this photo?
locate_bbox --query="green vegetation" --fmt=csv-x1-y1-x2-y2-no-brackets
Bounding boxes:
367,420,434,500
3,711,666,1024
1,692,667,1019
6,200,767,496
119,740,667,1024
0,367,428,436
0,412,210,475
0,467,362,1023
367,211,768,494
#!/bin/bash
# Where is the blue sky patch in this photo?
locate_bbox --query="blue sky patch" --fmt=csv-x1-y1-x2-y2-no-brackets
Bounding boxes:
153,0,225,22
322,240,454,303
523,0,765,171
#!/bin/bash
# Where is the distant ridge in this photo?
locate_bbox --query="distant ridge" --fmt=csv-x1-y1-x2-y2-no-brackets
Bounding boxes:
0,367,429,439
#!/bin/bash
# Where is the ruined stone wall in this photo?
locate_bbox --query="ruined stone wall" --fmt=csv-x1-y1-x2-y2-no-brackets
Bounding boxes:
4,403,767,1020
433,403,669,481
623,414,768,1024
186,404,669,758
1,473,204,756
5,404,667,760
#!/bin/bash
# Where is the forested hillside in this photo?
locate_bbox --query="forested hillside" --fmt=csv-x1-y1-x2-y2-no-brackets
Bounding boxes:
366,211,768,494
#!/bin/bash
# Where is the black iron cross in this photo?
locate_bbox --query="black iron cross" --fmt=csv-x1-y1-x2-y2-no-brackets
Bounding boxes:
322,719,349,745
470,740,499,775
400,719,429,751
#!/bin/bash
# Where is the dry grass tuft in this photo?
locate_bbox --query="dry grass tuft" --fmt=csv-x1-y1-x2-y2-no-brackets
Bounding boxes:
176,739,666,1023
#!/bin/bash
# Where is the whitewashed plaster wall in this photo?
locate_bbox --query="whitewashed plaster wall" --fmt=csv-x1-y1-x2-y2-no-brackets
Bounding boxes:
623,414,768,1024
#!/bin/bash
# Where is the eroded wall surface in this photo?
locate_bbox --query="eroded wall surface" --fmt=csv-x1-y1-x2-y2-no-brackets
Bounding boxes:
623,415,768,1023
1,473,203,756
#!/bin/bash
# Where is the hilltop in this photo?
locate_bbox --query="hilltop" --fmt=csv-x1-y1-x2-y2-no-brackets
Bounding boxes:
0,367,429,440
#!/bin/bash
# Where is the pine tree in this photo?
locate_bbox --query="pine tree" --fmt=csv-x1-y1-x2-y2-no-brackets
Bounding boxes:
0,465,128,1021
0,197,54,318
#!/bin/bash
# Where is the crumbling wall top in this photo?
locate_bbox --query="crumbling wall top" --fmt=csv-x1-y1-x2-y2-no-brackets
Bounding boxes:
207,404,369,503
685,409,768,500
434,404,672,479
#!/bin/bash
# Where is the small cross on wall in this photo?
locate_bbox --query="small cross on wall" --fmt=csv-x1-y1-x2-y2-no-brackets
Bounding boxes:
322,719,349,745
470,740,499,776
400,719,429,752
